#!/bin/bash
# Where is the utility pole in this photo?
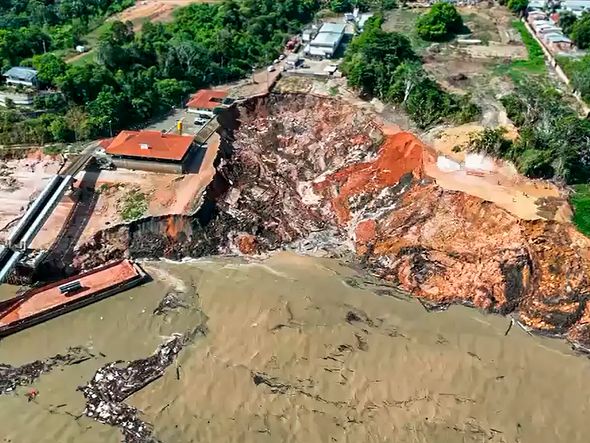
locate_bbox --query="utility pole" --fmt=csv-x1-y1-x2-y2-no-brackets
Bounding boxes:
108,119,113,138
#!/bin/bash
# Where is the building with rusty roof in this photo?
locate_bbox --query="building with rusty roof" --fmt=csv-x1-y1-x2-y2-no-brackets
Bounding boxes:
186,89,230,117
105,130,197,174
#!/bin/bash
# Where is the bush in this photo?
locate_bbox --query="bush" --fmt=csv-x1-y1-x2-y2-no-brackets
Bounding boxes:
42,144,65,155
571,184,590,237
415,1,464,42
464,127,512,157
120,188,148,221
507,0,528,14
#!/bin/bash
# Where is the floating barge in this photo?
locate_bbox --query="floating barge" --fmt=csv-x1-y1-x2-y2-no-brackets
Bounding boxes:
0,259,146,337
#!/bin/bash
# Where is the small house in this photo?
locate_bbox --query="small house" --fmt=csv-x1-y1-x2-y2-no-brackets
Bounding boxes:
105,130,198,174
544,32,574,51
2,67,38,88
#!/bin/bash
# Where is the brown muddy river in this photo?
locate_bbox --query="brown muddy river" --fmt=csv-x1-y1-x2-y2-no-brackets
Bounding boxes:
1,253,589,442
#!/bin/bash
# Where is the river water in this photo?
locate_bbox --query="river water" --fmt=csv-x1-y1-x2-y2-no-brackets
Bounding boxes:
1,253,589,442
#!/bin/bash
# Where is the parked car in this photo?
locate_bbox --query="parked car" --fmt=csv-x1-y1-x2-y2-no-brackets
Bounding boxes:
273,58,279,64
279,54,285,60
267,65,276,72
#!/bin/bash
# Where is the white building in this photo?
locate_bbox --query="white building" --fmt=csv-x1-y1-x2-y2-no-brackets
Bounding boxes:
304,22,346,59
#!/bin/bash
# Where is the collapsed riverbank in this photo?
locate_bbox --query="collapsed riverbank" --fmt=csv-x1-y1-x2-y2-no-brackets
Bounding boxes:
55,92,590,350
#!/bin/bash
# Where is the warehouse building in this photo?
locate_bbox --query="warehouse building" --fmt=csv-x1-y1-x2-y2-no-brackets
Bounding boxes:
304,22,346,58
106,130,198,174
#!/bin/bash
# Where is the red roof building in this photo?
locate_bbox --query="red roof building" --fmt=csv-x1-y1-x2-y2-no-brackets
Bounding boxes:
186,89,228,113
105,130,197,173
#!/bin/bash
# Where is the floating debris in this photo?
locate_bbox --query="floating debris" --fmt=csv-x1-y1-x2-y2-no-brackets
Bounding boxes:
79,326,206,443
0,346,93,395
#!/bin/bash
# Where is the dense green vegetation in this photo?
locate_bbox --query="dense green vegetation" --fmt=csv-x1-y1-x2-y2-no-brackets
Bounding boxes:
559,55,590,102
559,10,578,36
462,84,590,184
341,15,479,128
0,0,134,68
506,0,528,14
329,0,396,12
570,12,590,49
571,184,590,236
464,83,590,235
0,0,321,145
415,1,464,42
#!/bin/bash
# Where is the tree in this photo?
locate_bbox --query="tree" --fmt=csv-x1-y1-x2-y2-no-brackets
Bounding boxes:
571,12,590,49
155,78,192,108
507,0,528,15
330,0,352,12
31,53,67,86
100,20,134,46
559,10,577,36
49,115,73,142
415,1,464,42
65,106,90,141
87,86,126,136
342,13,478,128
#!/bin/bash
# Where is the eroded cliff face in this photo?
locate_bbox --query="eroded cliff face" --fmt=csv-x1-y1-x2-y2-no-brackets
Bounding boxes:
73,93,590,350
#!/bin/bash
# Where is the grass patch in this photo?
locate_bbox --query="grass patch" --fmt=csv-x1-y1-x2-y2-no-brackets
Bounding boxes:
120,188,149,221
571,184,590,236
497,20,546,81
382,8,429,53
328,86,339,96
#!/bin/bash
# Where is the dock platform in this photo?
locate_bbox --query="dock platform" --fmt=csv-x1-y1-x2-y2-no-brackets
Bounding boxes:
0,259,146,337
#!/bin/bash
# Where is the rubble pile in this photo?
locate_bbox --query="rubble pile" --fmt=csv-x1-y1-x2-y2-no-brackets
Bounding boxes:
80,327,206,442
1,346,93,395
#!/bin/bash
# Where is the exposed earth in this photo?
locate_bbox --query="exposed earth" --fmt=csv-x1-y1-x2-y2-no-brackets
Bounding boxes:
60,92,590,352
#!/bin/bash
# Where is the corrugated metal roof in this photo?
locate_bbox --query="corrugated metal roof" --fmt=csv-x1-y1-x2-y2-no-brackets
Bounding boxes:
319,22,346,34
545,32,572,43
312,32,342,46
2,67,37,82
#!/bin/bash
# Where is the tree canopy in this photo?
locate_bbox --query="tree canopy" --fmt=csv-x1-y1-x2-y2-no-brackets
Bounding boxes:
415,1,464,42
559,10,578,36
341,15,479,128
571,12,590,49
507,0,528,15
483,84,590,184
0,0,134,68
0,0,323,145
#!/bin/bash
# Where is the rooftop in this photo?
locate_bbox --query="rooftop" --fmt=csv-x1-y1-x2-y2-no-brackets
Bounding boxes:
106,130,195,161
187,89,228,110
319,22,346,34
545,33,572,43
312,31,344,46
2,67,37,81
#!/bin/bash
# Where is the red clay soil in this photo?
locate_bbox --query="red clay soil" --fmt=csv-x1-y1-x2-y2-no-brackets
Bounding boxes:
313,130,590,348
314,132,429,223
